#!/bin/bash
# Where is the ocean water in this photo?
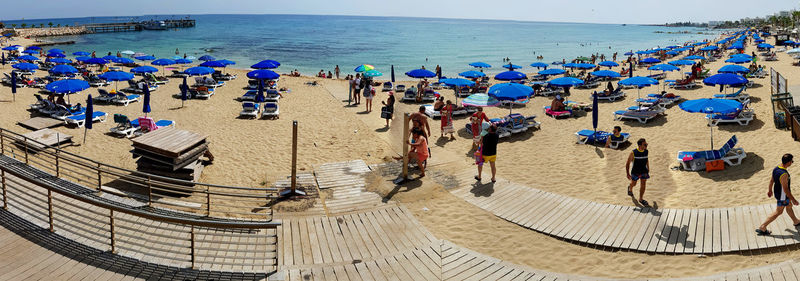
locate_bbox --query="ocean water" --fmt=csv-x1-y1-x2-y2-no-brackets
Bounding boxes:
11,14,720,76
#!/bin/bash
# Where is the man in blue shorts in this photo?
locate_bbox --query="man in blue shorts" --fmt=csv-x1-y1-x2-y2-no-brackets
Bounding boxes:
757,154,800,235
626,138,649,206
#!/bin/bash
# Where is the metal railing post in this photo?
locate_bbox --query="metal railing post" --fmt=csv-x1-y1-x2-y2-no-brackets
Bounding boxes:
47,189,54,232
23,136,28,164
190,225,196,268
55,149,60,177
1,170,6,210
96,163,102,191
0,128,5,156
206,188,211,216
147,176,152,206
109,209,116,253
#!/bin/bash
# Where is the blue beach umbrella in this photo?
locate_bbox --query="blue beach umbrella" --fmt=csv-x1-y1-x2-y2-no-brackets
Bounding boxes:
459,70,486,78
83,95,93,143
363,69,383,78
252,60,280,69
589,70,621,78
174,58,192,64
666,51,679,56
142,84,151,116
198,55,216,61
72,51,90,56
717,65,749,74
26,46,41,51
530,62,548,69
648,64,679,72
199,60,226,68
47,58,72,64
131,66,158,74
99,71,135,81
441,78,475,100
405,69,436,78
469,62,491,69
49,64,78,75
730,53,752,59
668,60,695,66
488,82,533,113
685,55,705,60
538,68,566,76
703,73,748,89
574,63,596,69
2,46,20,51
700,46,718,51
247,69,280,80
619,76,658,102
135,55,156,61
217,59,236,66
84,58,108,65
563,62,578,68
548,77,584,87
75,56,92,62
12,63,38,71
724,56,751,64
502,63,522,70
111,57,134,64
679,98,743,149
47,48,64,54
102,55,117,60
757,43,774,49
624,51,634,56
46,79,90,103
494,71,527,81
17,55,39,61
151,58,175,66
461,93,500,107
22,49,39,54
640,57,661,64
184,66,215,76
48,52,66,58
598,61,619,68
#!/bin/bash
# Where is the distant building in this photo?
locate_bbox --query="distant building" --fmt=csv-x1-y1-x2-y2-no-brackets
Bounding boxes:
778,11,791,17
708,21,723,27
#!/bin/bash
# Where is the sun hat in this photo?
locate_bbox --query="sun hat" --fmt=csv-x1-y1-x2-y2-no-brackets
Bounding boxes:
480,122,491,137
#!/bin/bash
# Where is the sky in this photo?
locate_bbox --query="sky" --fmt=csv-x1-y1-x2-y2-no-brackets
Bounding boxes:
0,0,797,25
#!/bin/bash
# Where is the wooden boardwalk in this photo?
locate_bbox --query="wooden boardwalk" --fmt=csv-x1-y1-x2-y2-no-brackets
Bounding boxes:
440,169,800,254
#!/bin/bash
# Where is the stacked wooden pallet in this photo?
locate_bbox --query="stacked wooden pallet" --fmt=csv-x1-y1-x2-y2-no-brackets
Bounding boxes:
130,127,208,182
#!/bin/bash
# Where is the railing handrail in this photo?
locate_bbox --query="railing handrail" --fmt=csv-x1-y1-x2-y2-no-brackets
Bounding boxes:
0,163,279,229
0,127,279,193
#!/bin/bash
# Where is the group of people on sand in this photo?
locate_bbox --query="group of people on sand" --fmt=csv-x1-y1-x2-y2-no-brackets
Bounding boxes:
316,65,342,79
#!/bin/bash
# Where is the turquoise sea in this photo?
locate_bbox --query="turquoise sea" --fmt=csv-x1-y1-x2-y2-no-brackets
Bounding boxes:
7,14,721,76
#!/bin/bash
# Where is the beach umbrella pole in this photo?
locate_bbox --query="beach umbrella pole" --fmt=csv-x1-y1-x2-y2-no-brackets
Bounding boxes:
280,120,306,197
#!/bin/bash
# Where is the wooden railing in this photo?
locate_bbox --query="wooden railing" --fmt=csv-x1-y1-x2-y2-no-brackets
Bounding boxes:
0,127,281,273
0,127,280,219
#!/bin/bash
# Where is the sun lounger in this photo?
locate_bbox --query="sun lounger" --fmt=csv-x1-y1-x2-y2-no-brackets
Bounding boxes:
646,93,682,105
51,105,86,121
93,89,116,103
574,129,630,149
613,110,659,124
194,77,224,89
629,99,666,113
240,102,260,118
137,117,175,133
37,100,58,115
109,114,139,138
212,70,236,81
261,102,279,119
713,86,749,102
189,86,214,99
706,106,754,126
65,111,107,128
536,86,564,97
430,82,443,90
85,75,110,87
465,114,540,138
125,80,158,93
29,94,47,110
647,73,666,80
669,77,699,89
171,70,189,78
113,92,140,106
543,106,572,118
764,54,778,61
145,73,169,85
382,82,393,92
422,104,474,119
395,85,405,92
597,89,625,102
677,135,746,171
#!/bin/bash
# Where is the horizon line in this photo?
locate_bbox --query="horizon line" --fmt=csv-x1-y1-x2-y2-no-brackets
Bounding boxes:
0,13,719,27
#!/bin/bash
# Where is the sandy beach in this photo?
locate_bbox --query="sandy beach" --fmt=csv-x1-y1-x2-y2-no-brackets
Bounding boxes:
4,33,800,279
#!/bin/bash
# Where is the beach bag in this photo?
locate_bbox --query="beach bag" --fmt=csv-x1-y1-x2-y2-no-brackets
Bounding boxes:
381,106,392,119
474,146,484,166
706,160,724,172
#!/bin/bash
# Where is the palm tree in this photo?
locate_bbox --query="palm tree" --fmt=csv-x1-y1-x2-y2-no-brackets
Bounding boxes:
11,24,16,28
20,23,27,28
56,24,61,27
38,23,44,28
48,22,53,28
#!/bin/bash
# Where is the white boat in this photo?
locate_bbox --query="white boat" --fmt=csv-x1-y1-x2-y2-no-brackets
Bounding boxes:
142,21,167,30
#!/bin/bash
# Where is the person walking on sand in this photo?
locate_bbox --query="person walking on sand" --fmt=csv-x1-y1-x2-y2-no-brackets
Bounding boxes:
381,91,395,127
353,74,362,105
757,154,800,235
476,124,498,183
335,65,340,79
440,100,455,139
410,106,431,140
626,138,650,206
365,83,375,112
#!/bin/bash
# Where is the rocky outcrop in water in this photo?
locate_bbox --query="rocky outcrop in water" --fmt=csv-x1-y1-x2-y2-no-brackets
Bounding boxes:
7,27,92,38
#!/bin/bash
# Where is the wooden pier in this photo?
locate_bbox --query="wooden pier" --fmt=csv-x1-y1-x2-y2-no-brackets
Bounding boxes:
82,19,195,33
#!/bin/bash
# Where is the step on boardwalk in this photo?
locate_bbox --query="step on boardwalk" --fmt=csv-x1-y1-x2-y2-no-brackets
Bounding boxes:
313,160,395,215
440,169,800,254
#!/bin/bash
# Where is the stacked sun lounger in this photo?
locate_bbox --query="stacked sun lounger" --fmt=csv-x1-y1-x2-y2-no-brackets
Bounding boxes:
131,127,209,183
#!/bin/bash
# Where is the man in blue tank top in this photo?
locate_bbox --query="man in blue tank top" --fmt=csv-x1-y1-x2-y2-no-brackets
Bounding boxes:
757,154,800,235
626,138,650,206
